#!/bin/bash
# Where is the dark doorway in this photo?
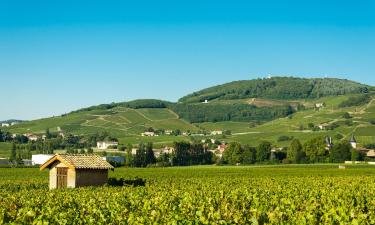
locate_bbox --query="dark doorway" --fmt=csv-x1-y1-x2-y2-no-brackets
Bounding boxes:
56,167,68,188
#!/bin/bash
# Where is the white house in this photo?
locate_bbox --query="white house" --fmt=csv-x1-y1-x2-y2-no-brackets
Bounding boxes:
349,134,357,149
141,132,157,137
31,154,54,165
211,130,223,136
97,141,119,150
165,130,173,135
1,123,10,127
11,122,18,126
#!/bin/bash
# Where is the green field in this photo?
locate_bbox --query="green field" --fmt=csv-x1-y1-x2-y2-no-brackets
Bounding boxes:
2,165,375,224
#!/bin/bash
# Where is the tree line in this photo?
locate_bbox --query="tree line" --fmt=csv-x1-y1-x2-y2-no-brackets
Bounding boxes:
221,137,364,165
170,103,294,123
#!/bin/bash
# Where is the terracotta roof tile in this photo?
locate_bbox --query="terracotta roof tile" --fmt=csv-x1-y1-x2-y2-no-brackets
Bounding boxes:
40,154,114,170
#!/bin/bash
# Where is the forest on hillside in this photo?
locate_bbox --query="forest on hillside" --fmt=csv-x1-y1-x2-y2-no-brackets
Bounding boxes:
179,77,370,103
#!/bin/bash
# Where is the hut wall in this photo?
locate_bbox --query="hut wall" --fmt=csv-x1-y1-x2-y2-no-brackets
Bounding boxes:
75,169,108,187
49,161,76,189
49,166,57,189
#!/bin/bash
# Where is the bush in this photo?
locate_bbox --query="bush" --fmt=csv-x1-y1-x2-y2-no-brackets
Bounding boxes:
278,136,293,142
343,112,352,119
107,178,146,187
339,95,371,108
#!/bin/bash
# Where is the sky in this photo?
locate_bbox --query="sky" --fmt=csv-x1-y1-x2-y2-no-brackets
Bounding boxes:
0,0,374,120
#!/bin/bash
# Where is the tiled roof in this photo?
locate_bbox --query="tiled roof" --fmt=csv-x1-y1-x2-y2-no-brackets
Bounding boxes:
367,150,375,158
40,154,114,170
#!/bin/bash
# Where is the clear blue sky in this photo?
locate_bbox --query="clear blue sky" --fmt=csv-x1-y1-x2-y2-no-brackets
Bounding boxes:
0,0,374,120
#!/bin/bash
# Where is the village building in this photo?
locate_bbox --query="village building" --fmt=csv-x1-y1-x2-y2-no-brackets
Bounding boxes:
315,103,325,111
366,150,375,158
40,154,114,189
10,122,18,126
1,123,10,127
203,99,209,104
97,141,119,150
23,133,39,141
141,132,156,137
349,134,357,149
32,154,54,165
217,143,227,153
211,130,223,136
325,136,333,150
165,130,173,135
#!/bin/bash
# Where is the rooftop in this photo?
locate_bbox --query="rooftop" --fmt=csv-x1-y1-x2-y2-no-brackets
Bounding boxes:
40,154,114,171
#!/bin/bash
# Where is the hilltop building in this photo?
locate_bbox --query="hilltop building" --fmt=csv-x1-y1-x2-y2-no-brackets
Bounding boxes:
40,154,113,189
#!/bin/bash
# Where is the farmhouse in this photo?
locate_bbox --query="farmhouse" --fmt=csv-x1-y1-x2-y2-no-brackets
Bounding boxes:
40,154,113,189
141,132,157,137
23,133,39,141
315,103,325,110
1,123,10,127
211,130,223,136
97,141,118,150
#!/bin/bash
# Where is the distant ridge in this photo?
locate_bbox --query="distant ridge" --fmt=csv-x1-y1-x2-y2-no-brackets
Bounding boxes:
179,77,370,103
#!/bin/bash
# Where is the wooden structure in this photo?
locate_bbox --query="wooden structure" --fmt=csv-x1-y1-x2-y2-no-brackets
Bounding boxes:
40,154,114,189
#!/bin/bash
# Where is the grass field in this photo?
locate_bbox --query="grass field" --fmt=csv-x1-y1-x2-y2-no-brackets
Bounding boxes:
2,165,375,224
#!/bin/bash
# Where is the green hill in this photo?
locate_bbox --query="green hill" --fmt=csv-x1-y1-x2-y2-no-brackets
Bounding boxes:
179,77,370,103
2,77,375,153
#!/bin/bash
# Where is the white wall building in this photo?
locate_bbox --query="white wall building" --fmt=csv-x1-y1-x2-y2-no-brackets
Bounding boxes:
1,123,10,127
211,130,223,136
31,154,54,165
141,132,157,137
97,141,119,150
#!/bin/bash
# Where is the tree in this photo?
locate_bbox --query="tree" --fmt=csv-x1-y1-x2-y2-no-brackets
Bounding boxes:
45,128,51,139
173,142,190,166
330,142,352,163
303,137,327,163
125,144,133,166
134,143,146,167
351,150,365,161
242,145,256,164
256,141,272,162
223,142,243,164
287,139,303,163
10,142,17,162
145,142,156,165
87,148,94,154
343,112,352,119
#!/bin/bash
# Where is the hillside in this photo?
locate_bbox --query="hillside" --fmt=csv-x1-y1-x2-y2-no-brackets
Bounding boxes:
2,77,375,152
179,77,370,103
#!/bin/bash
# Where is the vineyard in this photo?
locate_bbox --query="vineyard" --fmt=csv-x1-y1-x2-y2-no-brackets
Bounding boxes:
1,165,375,224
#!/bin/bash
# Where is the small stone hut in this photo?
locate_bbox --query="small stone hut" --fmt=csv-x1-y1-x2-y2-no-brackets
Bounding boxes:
40,154,114,189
